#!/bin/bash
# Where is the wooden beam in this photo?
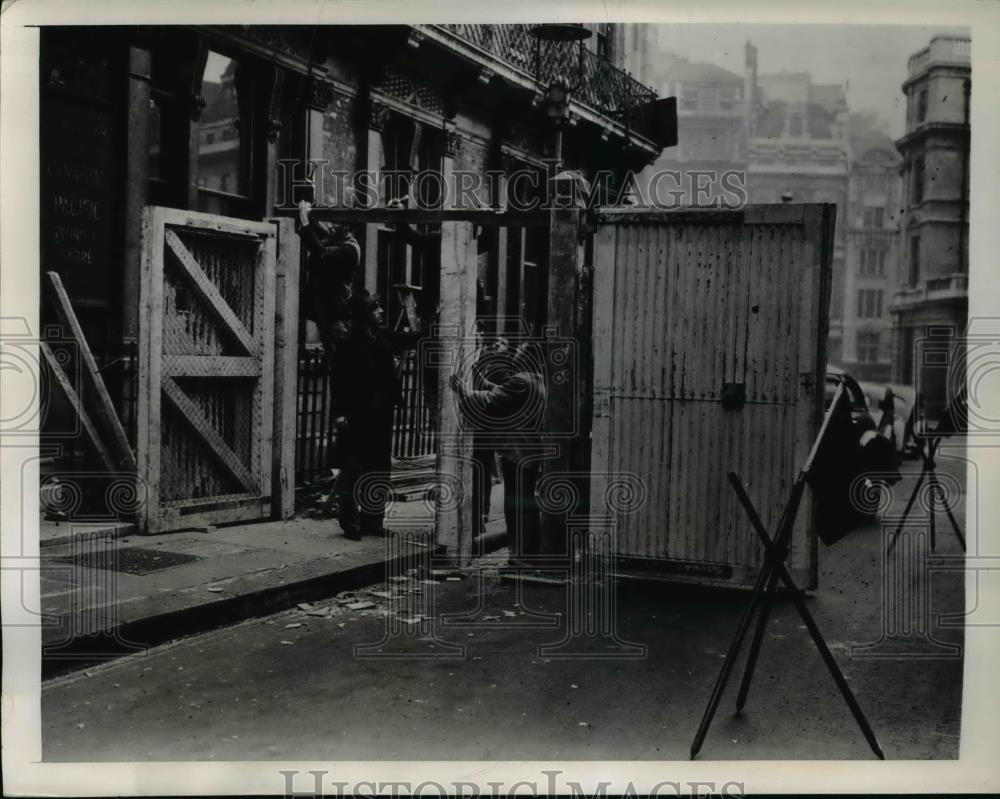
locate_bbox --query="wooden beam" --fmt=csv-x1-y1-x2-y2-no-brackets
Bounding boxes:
161,356,260,378
269,216,300,520
137,207,164,533
164,230,260,357
161,377,257,492
276,207,549,228
40,341,116,473
433,221,477,566
45,272,137,473
363,125,382,292
592,205,809,226
589,223,617,519
541,174,587,560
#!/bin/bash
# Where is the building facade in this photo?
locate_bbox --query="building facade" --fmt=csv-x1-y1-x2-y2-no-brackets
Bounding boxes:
889,34,971,415
633,39,904,376
744,51,851,364
38,24,667,474
634,51,747,208
841,135,903,382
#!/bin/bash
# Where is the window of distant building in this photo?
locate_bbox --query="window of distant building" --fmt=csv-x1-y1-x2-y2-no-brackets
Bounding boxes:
195,51,254,215
680,84,699,112
862,206,884,229
857,289,884,319
375,115,443,324
718,86,737,112
912,155,925,203
701,86,718,113
146,37,276,219
860,248,886,276
917,88,928,123
857,331,881,363
909,235,921,286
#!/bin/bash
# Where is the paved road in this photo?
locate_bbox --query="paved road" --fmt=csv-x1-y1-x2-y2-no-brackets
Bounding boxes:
42,452,967,762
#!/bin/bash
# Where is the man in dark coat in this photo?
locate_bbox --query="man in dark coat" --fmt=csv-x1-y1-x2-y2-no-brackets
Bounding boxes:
449,342,546,565
331,290,401,540
297,200,361,364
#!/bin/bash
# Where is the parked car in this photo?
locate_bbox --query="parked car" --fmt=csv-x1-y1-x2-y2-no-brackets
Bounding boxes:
814,365,902,540
857,380,920,459
824,365,870,421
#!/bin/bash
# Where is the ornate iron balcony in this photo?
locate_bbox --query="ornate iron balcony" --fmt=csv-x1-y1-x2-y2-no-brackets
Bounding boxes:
436,24,659,143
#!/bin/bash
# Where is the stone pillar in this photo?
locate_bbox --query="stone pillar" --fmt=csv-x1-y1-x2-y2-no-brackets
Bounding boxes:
123,46,151,344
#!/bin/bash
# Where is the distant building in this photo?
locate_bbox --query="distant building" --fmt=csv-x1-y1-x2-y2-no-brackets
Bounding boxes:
890,34,971,414
634,51,747,206
744,47,851,364
625,38,909,378
842,134,903,382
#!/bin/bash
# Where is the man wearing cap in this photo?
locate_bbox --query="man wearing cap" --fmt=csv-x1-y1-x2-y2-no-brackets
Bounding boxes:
330,290,401,540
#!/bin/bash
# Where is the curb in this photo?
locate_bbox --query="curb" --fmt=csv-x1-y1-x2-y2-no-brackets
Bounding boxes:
41,521,137,550
42,548,422,680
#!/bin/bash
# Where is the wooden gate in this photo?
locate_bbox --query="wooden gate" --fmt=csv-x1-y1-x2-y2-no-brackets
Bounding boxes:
138,207,297,533
590,205,834,588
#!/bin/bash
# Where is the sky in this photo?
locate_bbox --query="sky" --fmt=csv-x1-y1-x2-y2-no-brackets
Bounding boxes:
647,24,970,139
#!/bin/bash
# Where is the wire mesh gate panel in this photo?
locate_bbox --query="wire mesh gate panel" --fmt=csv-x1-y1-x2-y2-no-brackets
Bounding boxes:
137,207,278,533
590,205,834,588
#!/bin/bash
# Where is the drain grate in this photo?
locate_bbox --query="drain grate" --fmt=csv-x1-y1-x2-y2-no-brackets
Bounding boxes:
50,546,203,575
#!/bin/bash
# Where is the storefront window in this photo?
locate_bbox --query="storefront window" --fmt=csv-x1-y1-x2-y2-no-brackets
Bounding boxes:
195,51,250,215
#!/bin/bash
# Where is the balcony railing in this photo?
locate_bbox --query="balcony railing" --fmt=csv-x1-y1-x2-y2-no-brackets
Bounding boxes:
926,273,968,294
893,273,968,307
907,35,971,76
437,24,659,143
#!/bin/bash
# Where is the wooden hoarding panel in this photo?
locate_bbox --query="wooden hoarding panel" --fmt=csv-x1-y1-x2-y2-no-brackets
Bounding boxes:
590,205,832,587
137,207,280,533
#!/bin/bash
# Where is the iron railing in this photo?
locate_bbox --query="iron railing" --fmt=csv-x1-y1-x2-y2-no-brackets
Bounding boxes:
294,346,437,484
437,24,658,142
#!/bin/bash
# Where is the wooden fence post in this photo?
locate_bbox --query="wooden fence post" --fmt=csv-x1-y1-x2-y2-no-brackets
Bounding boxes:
269,216,300,520
433,219,477,566
542,171,589,562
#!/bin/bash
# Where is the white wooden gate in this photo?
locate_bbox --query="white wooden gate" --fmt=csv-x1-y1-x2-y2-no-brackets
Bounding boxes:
138,207,298,534
590,205,834,588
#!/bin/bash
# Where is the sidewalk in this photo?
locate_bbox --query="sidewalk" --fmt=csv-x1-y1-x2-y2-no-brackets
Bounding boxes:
38,497,441,678
40,444,969,681
41,459,967,761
